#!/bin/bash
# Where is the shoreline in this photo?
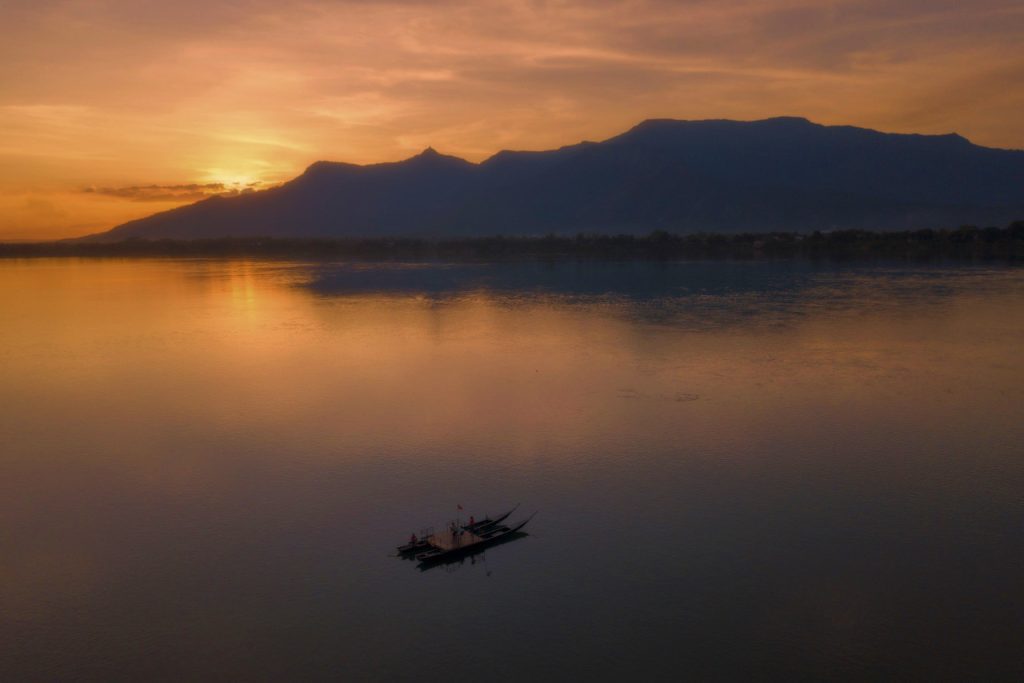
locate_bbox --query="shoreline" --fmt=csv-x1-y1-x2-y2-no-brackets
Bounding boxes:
1,222,1022,262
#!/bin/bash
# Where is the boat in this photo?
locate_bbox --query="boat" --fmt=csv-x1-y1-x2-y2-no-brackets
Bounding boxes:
395,538,432,555
461,503,519,533
414,514,535,566
395,504,519,555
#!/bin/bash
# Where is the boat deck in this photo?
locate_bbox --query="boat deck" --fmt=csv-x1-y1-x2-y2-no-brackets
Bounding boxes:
428,529,485,551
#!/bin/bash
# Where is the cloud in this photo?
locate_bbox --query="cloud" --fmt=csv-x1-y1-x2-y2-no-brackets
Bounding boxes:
81,183,260,202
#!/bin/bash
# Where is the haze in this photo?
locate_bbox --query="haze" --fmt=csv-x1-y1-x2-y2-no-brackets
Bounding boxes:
2,0,1022,240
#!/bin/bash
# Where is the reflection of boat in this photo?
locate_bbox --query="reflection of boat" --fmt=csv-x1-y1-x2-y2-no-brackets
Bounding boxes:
395,504,519,556
415,514,535,567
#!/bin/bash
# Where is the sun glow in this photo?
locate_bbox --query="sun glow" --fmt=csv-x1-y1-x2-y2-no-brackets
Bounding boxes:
201,170,263,189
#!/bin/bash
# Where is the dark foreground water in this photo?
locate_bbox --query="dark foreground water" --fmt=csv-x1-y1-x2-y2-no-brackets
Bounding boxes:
2,258,1022,681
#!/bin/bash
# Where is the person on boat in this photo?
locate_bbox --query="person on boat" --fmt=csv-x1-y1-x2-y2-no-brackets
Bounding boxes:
410,533,417,544
469,516,475,526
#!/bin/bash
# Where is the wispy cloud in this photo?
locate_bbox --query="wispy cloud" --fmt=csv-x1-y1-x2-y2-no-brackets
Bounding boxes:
81,182,263,202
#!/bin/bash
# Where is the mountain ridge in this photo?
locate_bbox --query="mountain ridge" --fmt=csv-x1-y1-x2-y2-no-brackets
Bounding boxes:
87,117,1024,241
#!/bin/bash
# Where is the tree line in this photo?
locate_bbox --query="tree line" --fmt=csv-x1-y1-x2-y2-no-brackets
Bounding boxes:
3,221,1023,261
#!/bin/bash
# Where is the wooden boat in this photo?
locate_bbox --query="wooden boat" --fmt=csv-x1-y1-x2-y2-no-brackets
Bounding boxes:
395,505,519,555
415,514,535,566
461,503,519,533
395,538,432,555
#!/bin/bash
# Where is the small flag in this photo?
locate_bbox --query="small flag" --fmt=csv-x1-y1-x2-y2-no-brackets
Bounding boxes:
457,504,463,510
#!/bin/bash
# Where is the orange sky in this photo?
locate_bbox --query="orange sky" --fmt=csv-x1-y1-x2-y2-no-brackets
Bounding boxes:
1,0,1022,240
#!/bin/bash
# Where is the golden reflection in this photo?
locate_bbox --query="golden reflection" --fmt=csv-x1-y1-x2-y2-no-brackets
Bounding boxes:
223,260,262,316
1,260,1022,486
3,260,1023,470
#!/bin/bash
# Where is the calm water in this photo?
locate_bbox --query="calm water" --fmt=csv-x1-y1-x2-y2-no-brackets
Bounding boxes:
2,258,1022,681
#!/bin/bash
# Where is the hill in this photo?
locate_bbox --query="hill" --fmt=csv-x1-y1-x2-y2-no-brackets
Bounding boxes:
88,118,1024,240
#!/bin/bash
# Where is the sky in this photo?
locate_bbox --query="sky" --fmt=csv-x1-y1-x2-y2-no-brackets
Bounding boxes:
1,0,1022,240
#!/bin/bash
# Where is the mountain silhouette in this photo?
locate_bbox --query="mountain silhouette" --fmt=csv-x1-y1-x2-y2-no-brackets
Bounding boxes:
89,118,1024,240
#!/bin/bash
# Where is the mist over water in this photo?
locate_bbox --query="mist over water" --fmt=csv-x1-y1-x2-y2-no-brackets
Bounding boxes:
2,258,1022,681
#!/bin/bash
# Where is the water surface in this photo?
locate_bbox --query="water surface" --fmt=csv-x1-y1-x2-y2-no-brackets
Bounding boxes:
2,258,1022,681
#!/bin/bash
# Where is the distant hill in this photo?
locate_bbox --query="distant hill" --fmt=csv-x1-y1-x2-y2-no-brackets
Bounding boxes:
87,117,1024,240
